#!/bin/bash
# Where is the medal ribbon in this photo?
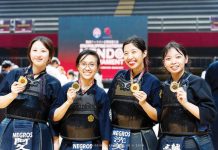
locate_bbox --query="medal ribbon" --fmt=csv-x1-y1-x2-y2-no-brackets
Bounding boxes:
130,70,145,85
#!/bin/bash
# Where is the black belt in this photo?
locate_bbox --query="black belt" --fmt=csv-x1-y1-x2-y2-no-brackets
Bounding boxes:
112,124,152,131
163,131,208,136
6,114,47,123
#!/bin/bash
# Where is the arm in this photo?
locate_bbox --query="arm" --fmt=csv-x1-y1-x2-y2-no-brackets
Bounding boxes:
133,91,158,121
205,62,218,93
102,140,109,150
177,78,217,124
0,81,25,108
0,70,26,108
196,80,217,124
176,87,200,119
133,78,161,121
53,136,59,150
53,86,77,122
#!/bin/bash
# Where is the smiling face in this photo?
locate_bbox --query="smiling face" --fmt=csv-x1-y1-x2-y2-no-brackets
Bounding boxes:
30,40,50,70
163,47,188,78
123,43,146,72
77,55,98,81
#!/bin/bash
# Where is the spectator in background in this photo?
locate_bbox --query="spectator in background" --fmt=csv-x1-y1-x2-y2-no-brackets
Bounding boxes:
51,57,60,68
0,60,13,83
11,63,19,70
57,65,66,76
94,70,104,88
46,57,68,85
205,61,218,150
201,65,208,79
66,69,77,82
0,60,13,122
201,70,206,79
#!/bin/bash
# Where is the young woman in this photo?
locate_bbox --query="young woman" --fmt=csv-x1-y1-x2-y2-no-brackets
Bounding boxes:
205,61,218,150
159,41,217,149
108,36,161,150
50,50,111,150
0,36,61,149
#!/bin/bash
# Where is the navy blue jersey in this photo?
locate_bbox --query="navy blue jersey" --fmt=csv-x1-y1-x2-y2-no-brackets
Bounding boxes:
161,72,217,130
205,61,218,149
50,81,111,141
0,67,61,101
107,70,161,150
205,61,218,92
108,70,161,122
0,67,61,150
159,72,217,150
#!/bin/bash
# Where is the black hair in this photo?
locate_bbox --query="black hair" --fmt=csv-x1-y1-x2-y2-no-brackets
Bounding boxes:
27,36,55,65
1,60,12,68
67,69,75,76
162,41,187,59
122,36,149,71
76,50,100,68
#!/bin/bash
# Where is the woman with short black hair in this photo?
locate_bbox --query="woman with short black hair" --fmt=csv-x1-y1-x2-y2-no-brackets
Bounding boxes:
0,36,61,149
50,50,111,150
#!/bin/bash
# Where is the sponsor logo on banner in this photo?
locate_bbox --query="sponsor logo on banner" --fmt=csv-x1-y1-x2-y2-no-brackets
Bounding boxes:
14,19,32,33
80,38,124,70
85,27,124,70
58,16,147,79
211,16,218,31
0,19,10,33
103,27,112,39
93,27,101,39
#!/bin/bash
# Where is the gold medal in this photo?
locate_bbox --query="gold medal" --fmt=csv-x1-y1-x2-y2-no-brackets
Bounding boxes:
130,83,140,93
72,82,80,92
88,115,94,122
170,81,180,93
18,76,28,86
